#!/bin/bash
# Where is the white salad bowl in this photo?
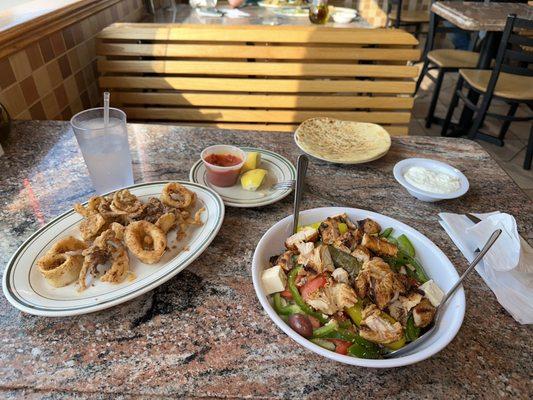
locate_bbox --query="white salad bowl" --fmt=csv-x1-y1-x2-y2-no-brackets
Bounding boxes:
393,158,469,202
252,207,465,368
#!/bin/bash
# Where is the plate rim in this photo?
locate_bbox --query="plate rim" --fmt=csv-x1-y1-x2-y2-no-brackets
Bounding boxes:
2,180,225,317
189,146,296,208
293,120,391,165
252,206,466,368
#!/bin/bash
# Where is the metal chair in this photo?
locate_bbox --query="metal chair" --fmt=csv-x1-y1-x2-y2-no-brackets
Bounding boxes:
415,6,479,128
386,0,429,38
441,14,533,170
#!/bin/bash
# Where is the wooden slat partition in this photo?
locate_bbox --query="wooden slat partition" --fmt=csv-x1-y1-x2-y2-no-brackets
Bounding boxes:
97,23,420,134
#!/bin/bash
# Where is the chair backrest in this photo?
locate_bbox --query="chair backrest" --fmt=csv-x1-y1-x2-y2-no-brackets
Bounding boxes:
96,23,419,134
492,14,533,79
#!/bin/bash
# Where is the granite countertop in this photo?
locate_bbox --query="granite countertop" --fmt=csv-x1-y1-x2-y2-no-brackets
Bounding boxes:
0,121,531,399
432,1,533,31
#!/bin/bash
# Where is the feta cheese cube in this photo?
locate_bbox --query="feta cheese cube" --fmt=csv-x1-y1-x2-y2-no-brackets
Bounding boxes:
419,279,445,307
261,265,287,295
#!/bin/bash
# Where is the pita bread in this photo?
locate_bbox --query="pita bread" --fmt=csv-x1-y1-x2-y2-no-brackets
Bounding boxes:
294,118,391,164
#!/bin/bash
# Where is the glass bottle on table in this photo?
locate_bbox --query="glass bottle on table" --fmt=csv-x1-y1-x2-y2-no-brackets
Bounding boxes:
309,0,329,25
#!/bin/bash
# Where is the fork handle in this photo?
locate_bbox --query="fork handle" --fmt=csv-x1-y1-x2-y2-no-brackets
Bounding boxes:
441,229,502,306
292,155,308,234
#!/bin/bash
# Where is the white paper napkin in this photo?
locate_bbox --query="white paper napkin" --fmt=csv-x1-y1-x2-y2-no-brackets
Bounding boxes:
439,212,533,324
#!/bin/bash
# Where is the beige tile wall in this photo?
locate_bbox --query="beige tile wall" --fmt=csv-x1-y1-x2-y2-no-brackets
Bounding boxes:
0,0,146,121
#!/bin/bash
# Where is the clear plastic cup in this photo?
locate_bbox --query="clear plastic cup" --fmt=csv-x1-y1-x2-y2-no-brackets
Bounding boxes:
201,145,245,187
71,107,134,194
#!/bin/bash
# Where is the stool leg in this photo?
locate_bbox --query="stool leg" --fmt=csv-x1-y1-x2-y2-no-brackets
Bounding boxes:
425,69,444,128
415,60,430,94
524,123,533,170
441,77,463,137
498,102,519,142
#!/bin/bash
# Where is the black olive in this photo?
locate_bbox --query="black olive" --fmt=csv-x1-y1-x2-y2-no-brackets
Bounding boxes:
288,314,313,338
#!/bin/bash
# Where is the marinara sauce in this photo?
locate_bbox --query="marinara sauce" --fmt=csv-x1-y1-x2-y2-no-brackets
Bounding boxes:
202,152,243,187
204,153,242,167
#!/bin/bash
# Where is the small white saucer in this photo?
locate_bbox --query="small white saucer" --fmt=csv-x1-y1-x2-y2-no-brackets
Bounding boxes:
190,147,296,208
393,158,469,202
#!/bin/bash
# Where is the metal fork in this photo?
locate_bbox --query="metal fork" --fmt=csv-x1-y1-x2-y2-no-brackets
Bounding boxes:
271,179,295,191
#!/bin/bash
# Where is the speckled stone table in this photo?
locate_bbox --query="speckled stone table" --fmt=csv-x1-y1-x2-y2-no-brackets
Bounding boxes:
431,1,533,31
0,121,532,399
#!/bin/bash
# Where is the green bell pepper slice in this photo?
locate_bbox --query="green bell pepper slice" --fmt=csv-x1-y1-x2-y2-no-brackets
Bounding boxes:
328,245,362,277
312,320,339,338
273,293,302,316
311,338,336,351
397,234,416,258
405,313,420,342
345,303,363,326
380,227,393,238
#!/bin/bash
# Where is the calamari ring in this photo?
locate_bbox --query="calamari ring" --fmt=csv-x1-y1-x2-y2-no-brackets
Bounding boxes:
37,253,84,288
155,212,177,234
49,236,86,256
124,221,167,264
78,212,107,241
110,189,143,216
161,183,195,209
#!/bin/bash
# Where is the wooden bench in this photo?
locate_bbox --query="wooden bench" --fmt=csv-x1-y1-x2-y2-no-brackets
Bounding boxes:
96,23,419,135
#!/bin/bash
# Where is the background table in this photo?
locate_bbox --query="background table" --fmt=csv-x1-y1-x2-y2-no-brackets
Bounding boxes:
431,1,533,135
0,121,531,398
143,3,372,28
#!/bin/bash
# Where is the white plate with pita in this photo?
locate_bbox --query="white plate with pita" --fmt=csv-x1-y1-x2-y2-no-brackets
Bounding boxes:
2,181,224,317
294,117,392,164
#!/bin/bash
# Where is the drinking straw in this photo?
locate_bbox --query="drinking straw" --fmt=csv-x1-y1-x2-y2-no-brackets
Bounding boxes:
103,92,110,130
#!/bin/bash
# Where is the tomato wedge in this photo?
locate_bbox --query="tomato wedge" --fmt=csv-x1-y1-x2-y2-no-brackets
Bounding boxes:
328,339,352,355
280,290,293,300
300,275,327,300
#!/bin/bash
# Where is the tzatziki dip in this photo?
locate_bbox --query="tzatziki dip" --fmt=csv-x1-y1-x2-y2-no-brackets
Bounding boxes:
403,166,461,194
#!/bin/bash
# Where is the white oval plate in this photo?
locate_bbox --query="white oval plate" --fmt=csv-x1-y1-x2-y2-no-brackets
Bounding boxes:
252,207,465,368
2,181,224,317
393,158,469,202
190,147,296,208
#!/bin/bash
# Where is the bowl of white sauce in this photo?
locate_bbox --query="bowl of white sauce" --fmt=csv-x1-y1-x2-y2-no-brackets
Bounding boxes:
393,158,469,202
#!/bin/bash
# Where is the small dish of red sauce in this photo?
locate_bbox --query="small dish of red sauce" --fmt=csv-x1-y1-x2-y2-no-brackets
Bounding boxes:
201,145,245,187
204,153,242,167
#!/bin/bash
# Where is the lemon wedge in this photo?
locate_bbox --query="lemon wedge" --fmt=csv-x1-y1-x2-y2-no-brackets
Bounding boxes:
241,169,268,191
241,152,261,173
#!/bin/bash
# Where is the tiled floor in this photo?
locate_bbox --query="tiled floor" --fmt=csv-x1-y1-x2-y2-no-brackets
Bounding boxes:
411,66,532,201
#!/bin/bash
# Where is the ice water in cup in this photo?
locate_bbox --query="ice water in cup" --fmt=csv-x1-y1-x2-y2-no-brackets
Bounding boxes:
71,107,133,194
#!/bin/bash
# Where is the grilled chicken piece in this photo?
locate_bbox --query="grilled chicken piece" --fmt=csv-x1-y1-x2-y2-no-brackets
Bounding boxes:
361,234,398,257
332,268,349,284
413,298,436,328
285,227,319,250
333,230,362,253
388,292,423,325
351,245,371,264
274,250,296,272
359,218,381,235
332,213,358,230
296,242,314,257
359,305,403,344
306,282,357,315
354,258,406,309
298,244,334,274
319,218,341,245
